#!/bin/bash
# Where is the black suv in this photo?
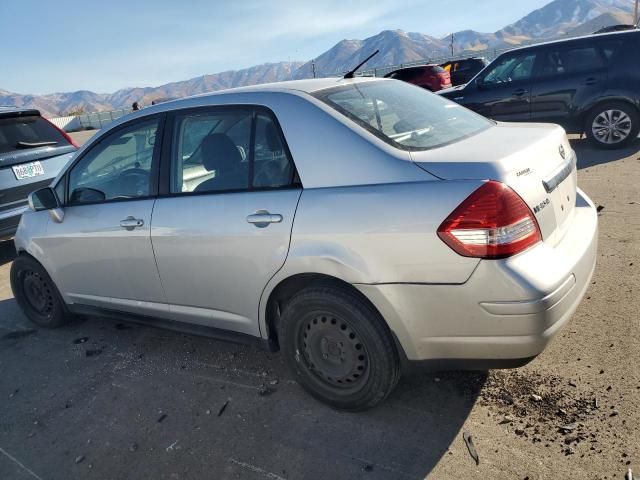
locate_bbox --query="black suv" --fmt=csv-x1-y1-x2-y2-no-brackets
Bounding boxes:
0,107,77,239
440,57,488,86
438,30,640,148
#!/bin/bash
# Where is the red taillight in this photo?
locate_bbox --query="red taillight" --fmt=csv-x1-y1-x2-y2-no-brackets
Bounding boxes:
437,181,542,259
43,117,79,148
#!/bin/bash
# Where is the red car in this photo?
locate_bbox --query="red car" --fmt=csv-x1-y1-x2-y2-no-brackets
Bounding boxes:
384,65,452,91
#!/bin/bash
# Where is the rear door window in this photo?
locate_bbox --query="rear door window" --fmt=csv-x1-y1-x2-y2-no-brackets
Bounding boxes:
0,115,71,154
170,108,296,194
538,46,604,76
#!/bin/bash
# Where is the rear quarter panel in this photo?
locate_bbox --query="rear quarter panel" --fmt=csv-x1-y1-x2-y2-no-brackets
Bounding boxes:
274,180,483,286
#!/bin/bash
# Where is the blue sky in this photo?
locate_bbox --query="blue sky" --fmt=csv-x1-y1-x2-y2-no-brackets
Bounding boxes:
0,0,550,94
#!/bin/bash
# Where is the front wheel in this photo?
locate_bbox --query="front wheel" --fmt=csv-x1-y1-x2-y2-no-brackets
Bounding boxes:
279,285,400,411
10,255,71,328
585,102,639,149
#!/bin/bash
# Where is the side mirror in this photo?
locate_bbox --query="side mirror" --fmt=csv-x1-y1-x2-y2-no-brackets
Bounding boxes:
28,187,59,211
28,187,65,223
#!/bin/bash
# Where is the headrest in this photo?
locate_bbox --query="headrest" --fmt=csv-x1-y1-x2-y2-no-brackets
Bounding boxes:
201,133,242,172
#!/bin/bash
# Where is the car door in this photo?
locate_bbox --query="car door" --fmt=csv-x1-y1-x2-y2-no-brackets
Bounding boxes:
530,43,608,129
151,106,302,336
43,116,168,315
462,51,536,121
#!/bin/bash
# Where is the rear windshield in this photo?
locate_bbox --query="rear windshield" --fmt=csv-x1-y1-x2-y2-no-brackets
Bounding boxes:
0,115,70,154
313,80,491,150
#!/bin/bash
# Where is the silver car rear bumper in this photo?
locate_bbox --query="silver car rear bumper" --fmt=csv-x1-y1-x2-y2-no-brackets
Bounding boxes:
357,187,598,363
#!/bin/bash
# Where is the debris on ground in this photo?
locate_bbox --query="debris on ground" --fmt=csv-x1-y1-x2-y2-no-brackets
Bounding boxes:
129,443,138,452
476,370,605,457
75,455,85,464
597,205,605,214
2,330,36,340
558,423,577,433
217,400,229,417
462,431,480,465
85,349,102,357
73,337,89,344
157,413,167,423
258,384,275,396
363,464,374,472
166,440,179,452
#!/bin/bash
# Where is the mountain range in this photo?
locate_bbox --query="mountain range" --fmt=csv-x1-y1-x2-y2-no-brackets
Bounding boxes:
0,0,635,118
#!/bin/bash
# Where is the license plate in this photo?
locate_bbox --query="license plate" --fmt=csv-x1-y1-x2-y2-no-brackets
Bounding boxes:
12,161,45,180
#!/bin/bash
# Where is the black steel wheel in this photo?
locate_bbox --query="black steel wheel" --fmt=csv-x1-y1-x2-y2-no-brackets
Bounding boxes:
279,284,400,411
10,255,70,328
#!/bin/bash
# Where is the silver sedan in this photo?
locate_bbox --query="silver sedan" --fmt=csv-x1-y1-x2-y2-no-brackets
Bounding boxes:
11,77,598,410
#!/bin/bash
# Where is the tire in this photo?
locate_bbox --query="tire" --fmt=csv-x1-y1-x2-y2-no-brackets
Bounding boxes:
585,101,639,149
278,285,400,411
10,255,71,328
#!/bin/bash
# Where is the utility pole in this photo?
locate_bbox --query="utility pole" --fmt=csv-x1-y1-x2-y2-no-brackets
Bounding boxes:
450,33,454,57
635,0,639,26
311,59,316,78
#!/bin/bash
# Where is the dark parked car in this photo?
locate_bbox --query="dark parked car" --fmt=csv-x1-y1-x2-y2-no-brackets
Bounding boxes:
440,57,489,86
438,30,640,148
384,65,452,92
0,107,77,239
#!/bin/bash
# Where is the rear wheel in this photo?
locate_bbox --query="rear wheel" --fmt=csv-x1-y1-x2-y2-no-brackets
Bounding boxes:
10,255,71,328
585,101,639,149
279,285,400,411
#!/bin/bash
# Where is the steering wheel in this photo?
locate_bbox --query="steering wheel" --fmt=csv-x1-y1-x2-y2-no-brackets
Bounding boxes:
119,168,149,196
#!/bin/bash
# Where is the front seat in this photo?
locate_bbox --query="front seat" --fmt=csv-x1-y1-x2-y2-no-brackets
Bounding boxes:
195,133,248,192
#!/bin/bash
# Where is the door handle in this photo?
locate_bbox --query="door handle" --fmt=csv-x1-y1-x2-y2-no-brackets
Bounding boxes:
120,216,144,230
583,77,598,85
246,211,282,228
512,88,528,97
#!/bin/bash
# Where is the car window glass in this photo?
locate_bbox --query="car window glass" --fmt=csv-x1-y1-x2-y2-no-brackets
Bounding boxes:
482,53,536,84
314,80,491,150
252,114,294,188
171,110,250,194
68,119,158,204
539,46,603,76
599,40,625,63
0,115,71,154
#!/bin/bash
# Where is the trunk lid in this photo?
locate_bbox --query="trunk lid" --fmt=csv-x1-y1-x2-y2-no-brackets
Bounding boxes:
410,122,577,245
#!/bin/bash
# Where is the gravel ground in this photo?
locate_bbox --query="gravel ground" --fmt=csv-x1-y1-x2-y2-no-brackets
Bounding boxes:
0,136,638,480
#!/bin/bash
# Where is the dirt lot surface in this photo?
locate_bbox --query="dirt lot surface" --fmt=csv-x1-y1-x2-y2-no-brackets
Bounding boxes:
0,136,638,480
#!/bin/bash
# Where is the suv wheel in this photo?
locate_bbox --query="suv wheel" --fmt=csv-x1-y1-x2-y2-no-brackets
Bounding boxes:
279,285,400,411
585,102,639,149
10,255,71,328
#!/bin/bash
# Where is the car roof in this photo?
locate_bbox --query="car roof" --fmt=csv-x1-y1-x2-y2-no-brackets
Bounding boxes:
387,65,439,73
0,106,41,118
500,28,639,55
129,76,388,115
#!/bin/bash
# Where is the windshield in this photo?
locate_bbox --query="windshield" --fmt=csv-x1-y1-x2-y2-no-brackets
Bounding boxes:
313,80,491,150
